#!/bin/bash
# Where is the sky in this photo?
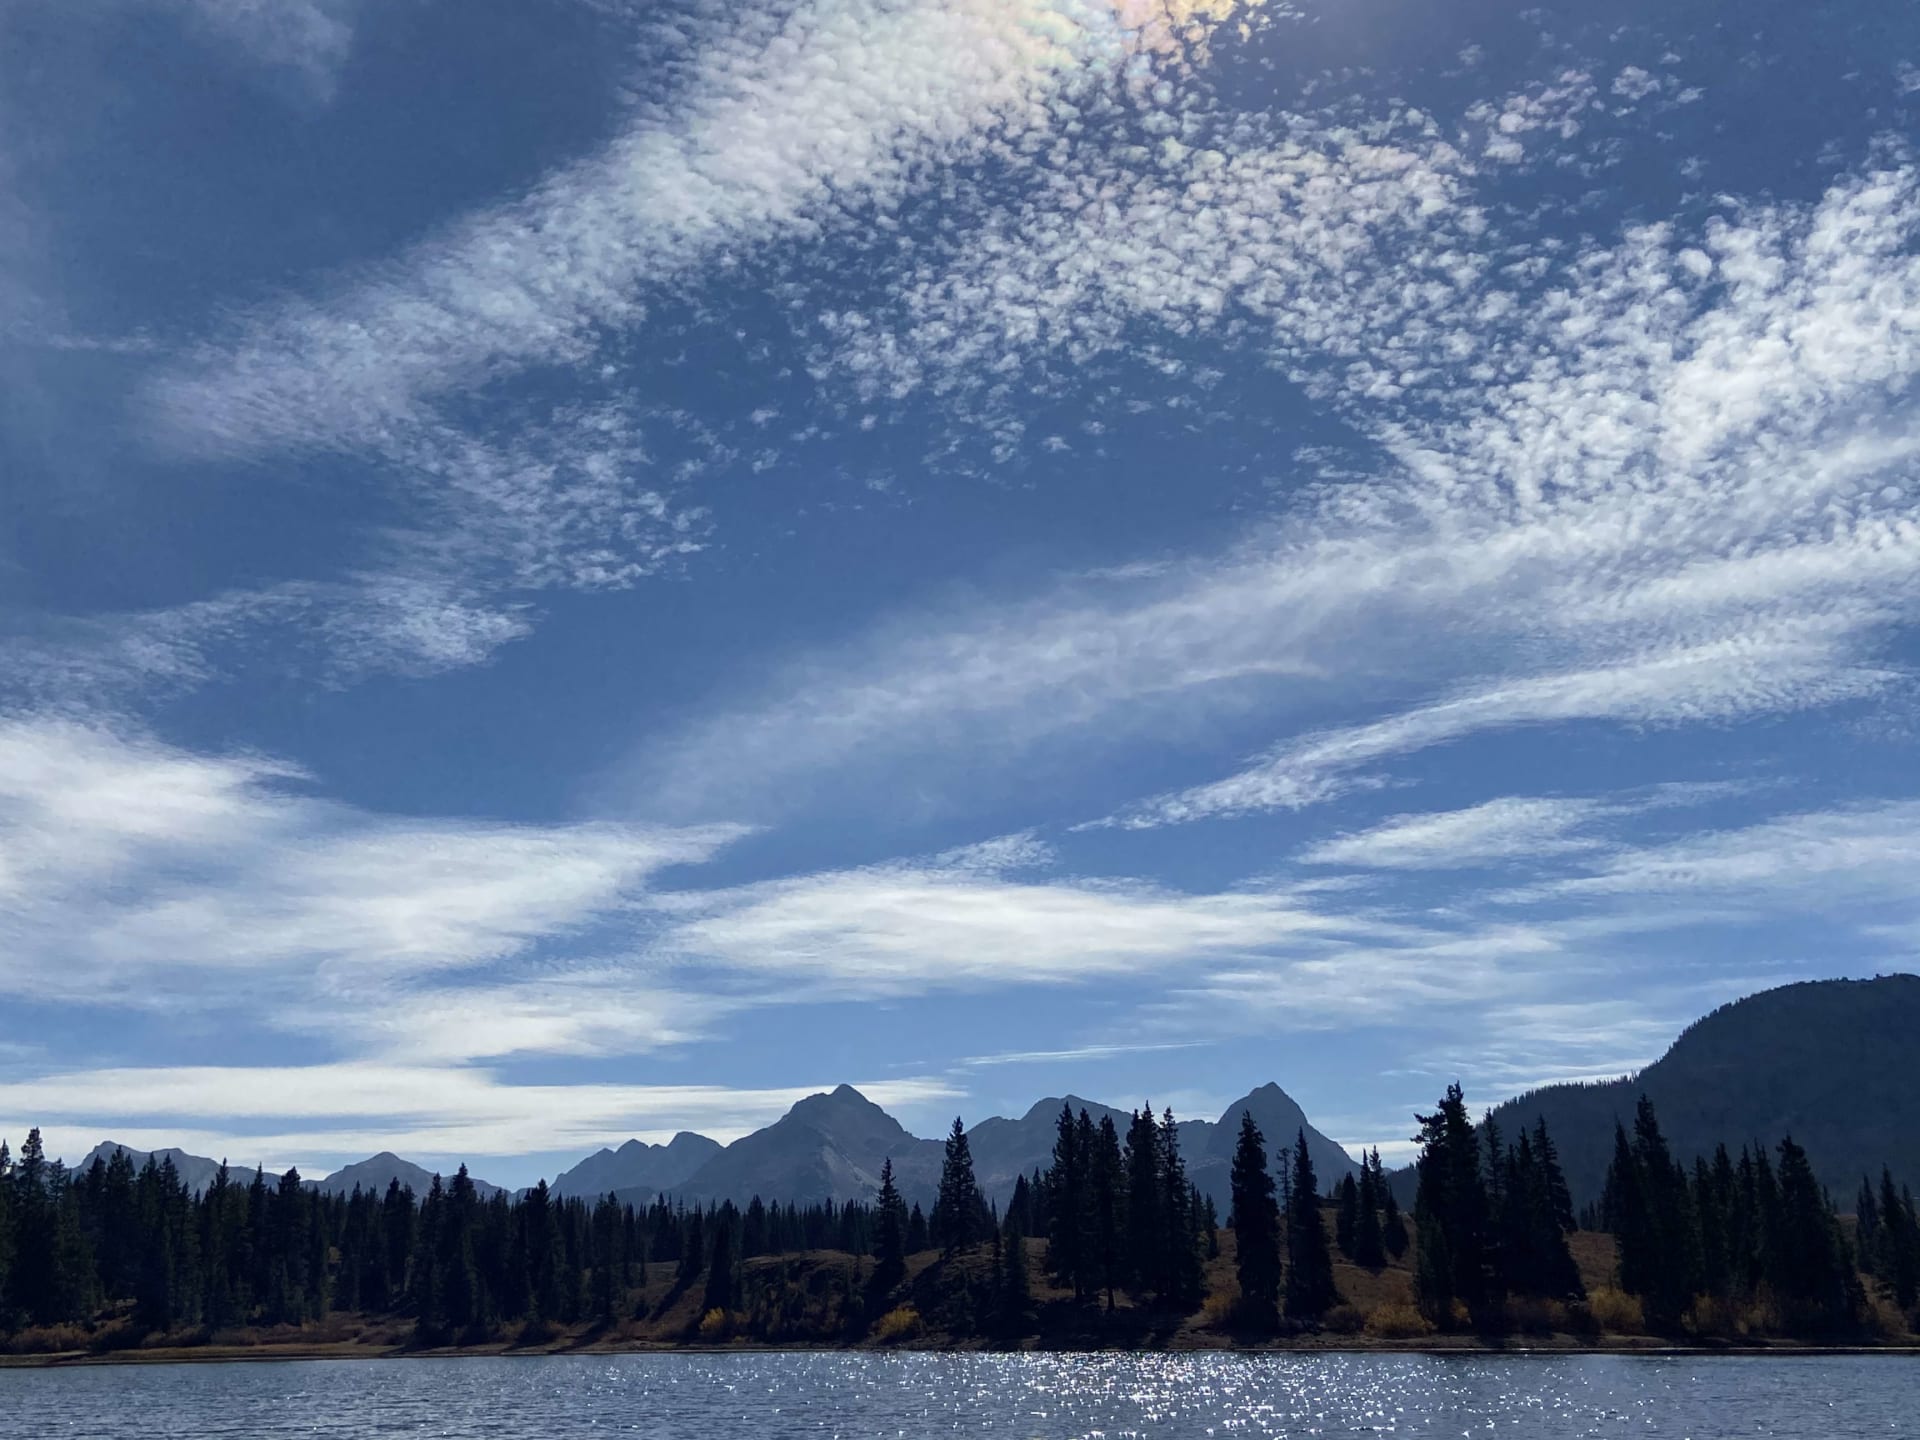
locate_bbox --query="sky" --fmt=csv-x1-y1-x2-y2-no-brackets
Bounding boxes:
2,0,1918,1188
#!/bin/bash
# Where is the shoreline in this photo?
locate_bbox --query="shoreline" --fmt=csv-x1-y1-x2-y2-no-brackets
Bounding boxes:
7,1338,1918,1369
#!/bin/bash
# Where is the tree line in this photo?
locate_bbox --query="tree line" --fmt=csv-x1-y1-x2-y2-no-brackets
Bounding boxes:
0,1130,937,1343
4,1087,1916,1347
1597,1094,1917,1335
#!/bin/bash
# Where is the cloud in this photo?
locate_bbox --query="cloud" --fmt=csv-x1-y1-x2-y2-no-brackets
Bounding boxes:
172,0,361,97
653,858,1377,992
0,718,745,1010
632,137,1920,824
1115,621,1891,828
144,0,1265,461
1301,796,1606,870
1505,799,1920,911
1,1067,963,1174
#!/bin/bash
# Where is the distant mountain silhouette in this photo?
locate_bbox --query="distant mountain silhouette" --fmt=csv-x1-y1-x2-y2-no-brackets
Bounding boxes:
1485,976,1920,1206
549,1131,722,1201
315,1152,506,1200
77,1143,263,1196
963,1085,1357,1210
651,1082,1357,1209
1188,1082,1360,1207
675,1084,944,1206
966,1094,1134,1203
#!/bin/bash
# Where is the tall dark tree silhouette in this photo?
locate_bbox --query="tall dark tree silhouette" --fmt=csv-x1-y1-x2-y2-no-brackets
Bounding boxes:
873,1157,907,1291
1228,1110,1280,1330
931,1117,982,1254
1283,1130,1338,1321
1412,1084,1492,1329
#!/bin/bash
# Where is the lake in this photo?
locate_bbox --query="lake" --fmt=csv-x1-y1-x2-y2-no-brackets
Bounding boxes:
10,1351,1914,1437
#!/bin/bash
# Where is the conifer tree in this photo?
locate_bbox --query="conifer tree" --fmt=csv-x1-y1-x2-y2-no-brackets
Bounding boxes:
1123,1107,1161,1296
1334,1174,1359,1258
1412,1084,1491,1328
1044,1104,1088,1300
931,1117,981,1255
1352,1150,1385,1269
998,1213,1030,1335
1283,1130,1338,1321
1227,1110,1280,1330
1156,1109,1203,1310
905,1202,929,1256
1381,1165,1409,1260
1089,1115,1125,1309
871,1158,907,1293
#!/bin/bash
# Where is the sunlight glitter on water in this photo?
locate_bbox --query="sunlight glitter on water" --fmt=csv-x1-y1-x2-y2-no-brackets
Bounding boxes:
11,1351,1919,1438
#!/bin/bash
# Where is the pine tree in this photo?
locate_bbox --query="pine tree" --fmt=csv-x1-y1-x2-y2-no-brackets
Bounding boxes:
1089,1116,1125,1309
1122,1107,1161,1296
1156,1109,1203,1310
873,1158,907,1290
931,1118,981,1255
1228,1110,1280,1330
1044,1104,1088,1300
1381,1166,1409,1260
1412,1084,1491,1328
1769,1136,1859,1333
1352,1149,1385,1269
905,1203,929,1256
1876,1169,1918,1310
998,1213,1030,1336
1283,1131,1338,1321
1335,1174,1359,1258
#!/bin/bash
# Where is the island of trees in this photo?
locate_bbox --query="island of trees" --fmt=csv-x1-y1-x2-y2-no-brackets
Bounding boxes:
1,1088,1914,1360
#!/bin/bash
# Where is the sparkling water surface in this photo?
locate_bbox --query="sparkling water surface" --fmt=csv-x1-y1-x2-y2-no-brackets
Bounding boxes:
10,1351,1914,1437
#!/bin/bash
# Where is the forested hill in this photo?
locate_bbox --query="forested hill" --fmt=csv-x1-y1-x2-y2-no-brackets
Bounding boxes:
1484,976,1920,1207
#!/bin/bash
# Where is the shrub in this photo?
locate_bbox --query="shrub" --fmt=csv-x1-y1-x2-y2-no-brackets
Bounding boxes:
1364,1302,1436,1339
1321,1303,1366,1334
1199,1288,1240,1330
872,1305,923,1344
1588,1287,1644,1335
697,1308,731,1343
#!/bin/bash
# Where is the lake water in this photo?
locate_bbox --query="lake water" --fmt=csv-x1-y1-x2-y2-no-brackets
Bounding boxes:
9,1351,1914,1437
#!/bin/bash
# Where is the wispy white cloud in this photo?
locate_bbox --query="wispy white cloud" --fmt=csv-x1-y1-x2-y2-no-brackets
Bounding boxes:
145,0,1271,461
0,718,744,1010
1116,622,1891,827
1,1067,962,1174
636,136,1920,824
1301,795,1606,870
653,859,1376,993
1503,799,1920,910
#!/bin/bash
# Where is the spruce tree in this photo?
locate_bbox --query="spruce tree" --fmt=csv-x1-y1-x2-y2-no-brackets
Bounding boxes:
1352,1149,1385,1269
1123,1107,1161,1296
931,1117,980,1254
1412,1084,1491,1328
1044,1104,1087,1300
1334,1174,1359,1258
873,1157,907,1290
1283,1130,1338,1321
1228,1110,1280,1330
1089,1116,1125,1309
1156,1109,1203,1310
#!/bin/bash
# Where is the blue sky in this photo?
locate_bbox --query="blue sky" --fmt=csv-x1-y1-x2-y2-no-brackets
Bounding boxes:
3,0,1918,1188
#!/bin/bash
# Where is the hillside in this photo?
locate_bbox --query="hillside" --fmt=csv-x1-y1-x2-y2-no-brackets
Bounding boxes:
76,1145,262,1196
550,1132,722,1202
315,1153,507,1201
1485,976,1920,1206
675,1085,945,1206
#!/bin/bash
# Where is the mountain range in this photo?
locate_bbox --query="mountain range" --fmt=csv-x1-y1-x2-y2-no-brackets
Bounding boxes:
53,977,1918,1218
1484,975,1920,1207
